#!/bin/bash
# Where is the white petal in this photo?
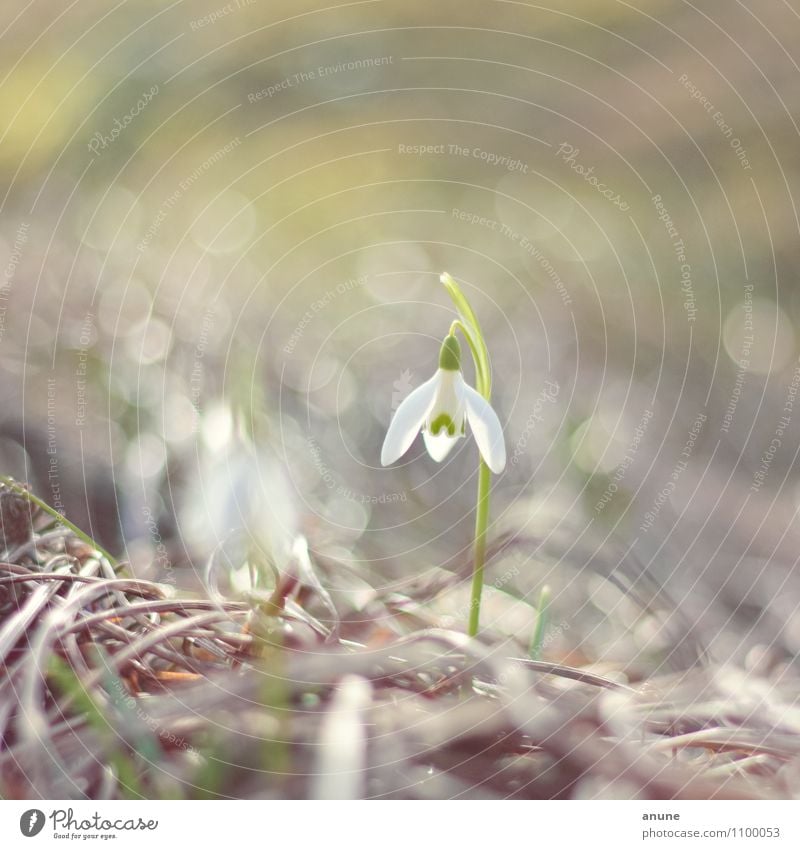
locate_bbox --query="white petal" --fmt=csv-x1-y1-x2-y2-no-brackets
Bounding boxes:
428,368,460,415
423,428,461,462
462,382,506,473
380,373,439,466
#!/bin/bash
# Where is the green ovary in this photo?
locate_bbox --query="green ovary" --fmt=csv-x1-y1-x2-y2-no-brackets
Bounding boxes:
429,413,456,436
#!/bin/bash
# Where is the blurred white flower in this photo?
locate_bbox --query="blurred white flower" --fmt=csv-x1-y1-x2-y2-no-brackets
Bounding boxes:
181,429,296,573
380,335,506,474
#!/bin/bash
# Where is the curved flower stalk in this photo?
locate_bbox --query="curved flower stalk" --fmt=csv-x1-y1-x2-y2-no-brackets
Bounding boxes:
380,273,505,636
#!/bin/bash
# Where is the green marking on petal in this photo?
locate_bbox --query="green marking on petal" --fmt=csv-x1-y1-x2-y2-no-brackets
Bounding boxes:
438,334,461,371
430,413,456,436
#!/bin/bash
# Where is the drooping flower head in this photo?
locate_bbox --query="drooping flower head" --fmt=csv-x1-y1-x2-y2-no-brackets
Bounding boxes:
381,334,506,473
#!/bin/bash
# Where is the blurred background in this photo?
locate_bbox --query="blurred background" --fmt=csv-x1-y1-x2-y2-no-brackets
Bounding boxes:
2,0,800,673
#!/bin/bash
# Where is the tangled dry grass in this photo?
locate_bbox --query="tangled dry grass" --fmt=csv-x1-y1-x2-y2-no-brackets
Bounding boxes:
1,480,800,800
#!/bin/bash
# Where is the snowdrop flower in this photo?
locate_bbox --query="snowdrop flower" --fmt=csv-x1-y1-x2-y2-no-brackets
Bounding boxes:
381,334,506,473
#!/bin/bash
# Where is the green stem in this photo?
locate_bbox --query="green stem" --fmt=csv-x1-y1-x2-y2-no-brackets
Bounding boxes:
468,459,492,637
448,319,486,392
0,474,117,567
440,273,495,637
529,585,551,660
441,273,491,396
